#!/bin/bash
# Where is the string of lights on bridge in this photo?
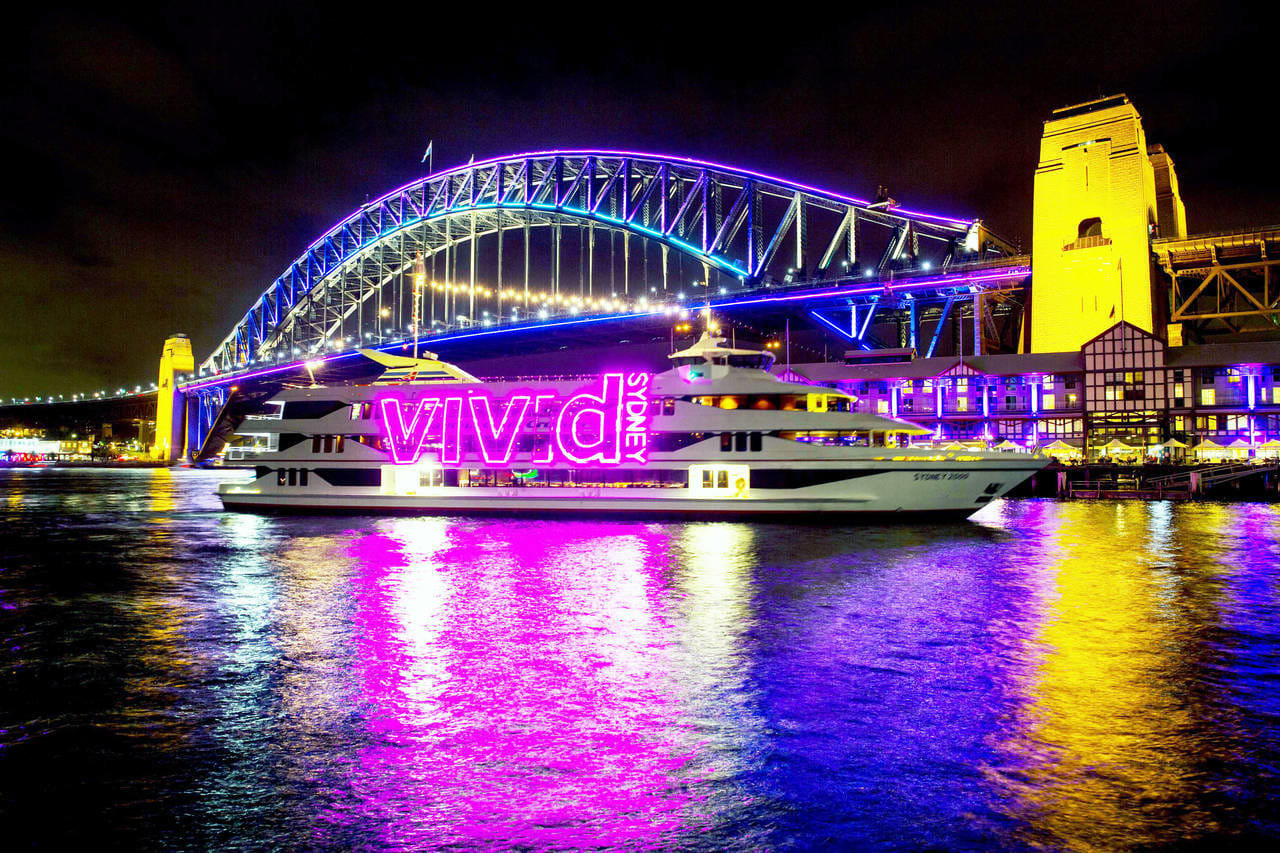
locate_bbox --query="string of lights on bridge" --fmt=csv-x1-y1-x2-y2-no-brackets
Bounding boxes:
5,385,159,406
175,259,981,386
5,257,1021,404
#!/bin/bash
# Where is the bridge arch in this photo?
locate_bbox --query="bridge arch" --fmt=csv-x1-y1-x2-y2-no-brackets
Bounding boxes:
202,151,999,373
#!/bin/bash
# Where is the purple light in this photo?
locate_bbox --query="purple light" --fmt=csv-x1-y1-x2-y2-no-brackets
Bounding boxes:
214,150,997,375
187,264,1028,393
363,149,979,229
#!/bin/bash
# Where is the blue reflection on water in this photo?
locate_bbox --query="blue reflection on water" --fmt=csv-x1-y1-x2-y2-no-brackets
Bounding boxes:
1,469,1278,849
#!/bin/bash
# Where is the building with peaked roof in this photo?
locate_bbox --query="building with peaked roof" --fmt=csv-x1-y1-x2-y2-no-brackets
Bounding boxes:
779,321,1280,459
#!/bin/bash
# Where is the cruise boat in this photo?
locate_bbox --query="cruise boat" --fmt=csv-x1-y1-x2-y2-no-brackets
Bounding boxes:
216,333,1048,517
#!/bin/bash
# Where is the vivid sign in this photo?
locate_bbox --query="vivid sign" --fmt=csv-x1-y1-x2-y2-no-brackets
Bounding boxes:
378,373,651,467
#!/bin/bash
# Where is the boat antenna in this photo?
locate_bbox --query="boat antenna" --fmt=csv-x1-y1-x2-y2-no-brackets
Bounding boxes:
412,254,426,359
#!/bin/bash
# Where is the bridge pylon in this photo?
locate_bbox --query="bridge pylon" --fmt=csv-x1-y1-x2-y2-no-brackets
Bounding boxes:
151,334,194,462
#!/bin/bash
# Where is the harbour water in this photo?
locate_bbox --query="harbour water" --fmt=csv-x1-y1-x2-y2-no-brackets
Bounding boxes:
2,468,1278,849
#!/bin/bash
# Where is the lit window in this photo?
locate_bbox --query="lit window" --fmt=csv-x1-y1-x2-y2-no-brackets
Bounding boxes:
1042,375,1053,388
1043,394,1056,410
877,400,889,415
1201,388,1216,406
1067,393,1078,407
957,397,969,412
1273,387,1280,405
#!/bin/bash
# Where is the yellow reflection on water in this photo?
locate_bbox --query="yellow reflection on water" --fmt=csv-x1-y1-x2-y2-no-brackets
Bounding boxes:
147,467,177,517
121,469,192,747
996,501,1236,848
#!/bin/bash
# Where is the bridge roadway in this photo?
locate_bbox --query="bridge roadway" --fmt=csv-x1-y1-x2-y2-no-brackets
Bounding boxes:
0,256,1030,460
170,258,1028,459
6,145,1035,460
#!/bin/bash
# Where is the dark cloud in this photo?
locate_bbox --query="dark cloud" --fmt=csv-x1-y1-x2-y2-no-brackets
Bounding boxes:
2,1,1277,398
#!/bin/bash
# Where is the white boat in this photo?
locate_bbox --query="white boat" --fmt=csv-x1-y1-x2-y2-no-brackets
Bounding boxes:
217,333,1047,517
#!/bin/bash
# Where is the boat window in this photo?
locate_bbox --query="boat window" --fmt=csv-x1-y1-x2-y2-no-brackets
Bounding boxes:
282,400,347,419
287,468,297,486
720,433,732,452
323,436,333,453
651,432,710,452
750,432,762,452
316,468,380,487
662,398,676,416
702,469,713,487
312,436,322,453
671,356,705,368
716,470,729,489
335,435,344,453
277,469,287,486
734,433,747,452
299,469,309,486
728,354,774,369
750,469,869,488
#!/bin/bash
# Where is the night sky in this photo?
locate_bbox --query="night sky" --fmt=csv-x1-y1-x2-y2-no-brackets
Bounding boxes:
2,2,1276,399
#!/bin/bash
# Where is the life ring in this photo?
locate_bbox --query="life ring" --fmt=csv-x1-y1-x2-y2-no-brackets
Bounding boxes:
733,476,747,497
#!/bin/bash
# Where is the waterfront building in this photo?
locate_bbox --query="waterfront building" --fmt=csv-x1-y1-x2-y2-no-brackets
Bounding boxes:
781,321,1280,461
769,94,1280,463
1029,95,1186,353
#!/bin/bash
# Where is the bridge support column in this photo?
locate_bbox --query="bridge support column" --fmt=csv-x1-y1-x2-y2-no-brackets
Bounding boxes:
973,292,982,356
151,334,194,463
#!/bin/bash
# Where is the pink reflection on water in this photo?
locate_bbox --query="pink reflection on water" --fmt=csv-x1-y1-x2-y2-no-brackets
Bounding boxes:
326,518,702,848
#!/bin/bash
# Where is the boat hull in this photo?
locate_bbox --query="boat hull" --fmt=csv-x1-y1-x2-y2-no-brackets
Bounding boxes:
218,463,1044,518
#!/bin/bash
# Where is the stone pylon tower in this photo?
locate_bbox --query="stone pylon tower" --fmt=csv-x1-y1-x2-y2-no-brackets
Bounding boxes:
151,334,194,462
1030,95,1186,352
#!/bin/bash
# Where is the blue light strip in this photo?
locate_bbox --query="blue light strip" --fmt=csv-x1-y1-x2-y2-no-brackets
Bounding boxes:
188,265,1033,391
210,150,999,370
810,310,856,341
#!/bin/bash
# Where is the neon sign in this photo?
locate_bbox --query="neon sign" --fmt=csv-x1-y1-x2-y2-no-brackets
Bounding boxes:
378,373,651,467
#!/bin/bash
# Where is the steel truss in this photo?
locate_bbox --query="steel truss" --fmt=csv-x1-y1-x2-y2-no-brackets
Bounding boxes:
202,151,1011,373
805,265,1029,356
1155,227,1280,337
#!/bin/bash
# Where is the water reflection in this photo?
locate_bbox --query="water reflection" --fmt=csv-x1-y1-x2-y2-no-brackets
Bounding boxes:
990,500,1280,849
2,471,1279,849
324,519,697,848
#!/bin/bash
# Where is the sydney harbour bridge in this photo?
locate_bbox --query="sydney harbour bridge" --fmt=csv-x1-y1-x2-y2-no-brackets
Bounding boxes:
5,150,1033,458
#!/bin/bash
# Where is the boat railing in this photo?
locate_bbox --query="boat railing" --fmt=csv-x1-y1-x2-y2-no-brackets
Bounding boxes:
485,373,608,383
